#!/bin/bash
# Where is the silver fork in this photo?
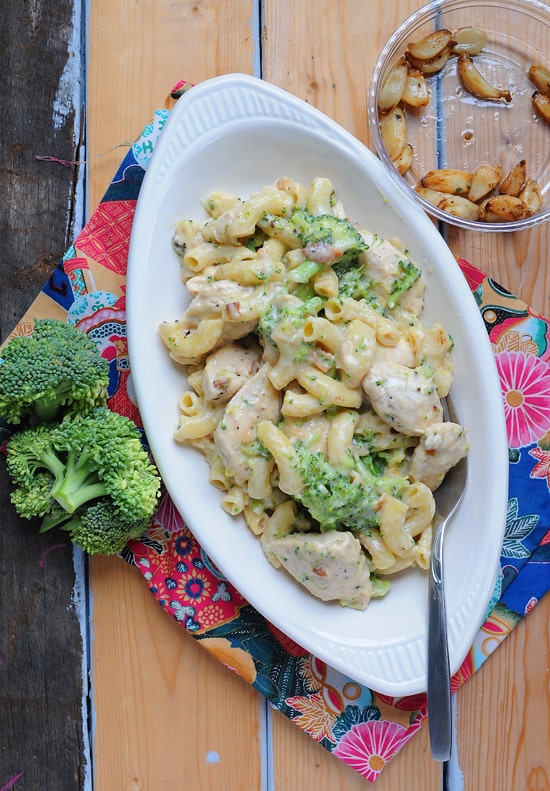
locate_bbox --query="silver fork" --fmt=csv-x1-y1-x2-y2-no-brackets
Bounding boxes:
427,396,468,762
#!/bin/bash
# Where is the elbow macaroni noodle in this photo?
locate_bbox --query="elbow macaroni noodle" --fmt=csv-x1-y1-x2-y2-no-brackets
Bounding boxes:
160,176,468,610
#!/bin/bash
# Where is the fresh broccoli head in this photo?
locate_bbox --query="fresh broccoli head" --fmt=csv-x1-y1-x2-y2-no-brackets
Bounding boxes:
290,209,367,266
290,442,406,533
6,407,161,553
0,318,110,425
61,500,152,554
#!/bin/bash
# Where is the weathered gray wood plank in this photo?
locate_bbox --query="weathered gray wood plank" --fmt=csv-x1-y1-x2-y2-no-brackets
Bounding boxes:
0,0,88,787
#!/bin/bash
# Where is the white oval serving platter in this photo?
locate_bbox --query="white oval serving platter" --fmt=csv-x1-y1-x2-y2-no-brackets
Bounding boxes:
127,73,508,696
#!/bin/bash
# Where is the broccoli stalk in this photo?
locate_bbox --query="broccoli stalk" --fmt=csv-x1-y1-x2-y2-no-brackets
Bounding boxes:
0,318,110,425
286,259,325,284
6,407,161,554
50,448,110,514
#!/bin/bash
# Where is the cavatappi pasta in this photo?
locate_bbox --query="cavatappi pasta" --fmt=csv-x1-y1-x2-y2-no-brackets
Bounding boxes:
160,176,469,610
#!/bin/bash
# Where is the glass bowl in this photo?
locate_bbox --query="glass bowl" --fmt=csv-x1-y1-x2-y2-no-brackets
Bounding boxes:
368,0,550,232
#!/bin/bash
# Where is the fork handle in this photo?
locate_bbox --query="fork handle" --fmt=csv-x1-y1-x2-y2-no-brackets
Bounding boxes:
427,520,452,762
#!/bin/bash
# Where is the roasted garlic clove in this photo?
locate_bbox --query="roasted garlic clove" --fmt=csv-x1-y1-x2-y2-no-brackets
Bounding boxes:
500,160,527,196
528,64,550,96
392,142,414,175
402,67,430,107
452,26,488,56
482,195,530,222
436,194,481,220
421,168,472,196
379,104,407,161
533,90,550,123
407,44,453,75
458,52,512,102
519,178,542,215
407,29,453,61
468,163,503,202
415,187,480,220
415,186,447,207
378,57,409,112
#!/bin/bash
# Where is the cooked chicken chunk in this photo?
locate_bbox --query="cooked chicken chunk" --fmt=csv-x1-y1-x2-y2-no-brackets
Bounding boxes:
270,530,373,609
362,361,443,435
214,364,282,485
396,276,426,317
216,320,259,345
409,421,469,490
358,232,426,313
279,413,330,456
372,336,416,368
183,279,255,322
360,233,405,291
202,343,261,403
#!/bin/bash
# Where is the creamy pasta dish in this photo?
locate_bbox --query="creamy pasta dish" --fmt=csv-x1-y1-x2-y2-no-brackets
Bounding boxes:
159,177,469,610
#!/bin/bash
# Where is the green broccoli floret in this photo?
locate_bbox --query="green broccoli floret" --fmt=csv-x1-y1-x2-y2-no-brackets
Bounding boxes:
257,295,324,348
257,213,302,248
9,470,57,518
387,259,422,310
5,424,66,491
6,407,161,553
296,453,377,531
354,453,408,498
61,500,151,554
370,576,392,598
0,318,110,425
290,209,367,266
286,441,408,533
288,444,379,532
332,258,383,308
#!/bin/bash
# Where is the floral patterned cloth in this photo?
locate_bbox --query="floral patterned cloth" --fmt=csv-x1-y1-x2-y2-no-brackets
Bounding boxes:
3,83,550,782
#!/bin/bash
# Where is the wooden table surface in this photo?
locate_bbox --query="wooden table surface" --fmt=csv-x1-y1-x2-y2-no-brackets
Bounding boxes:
2,1,549,789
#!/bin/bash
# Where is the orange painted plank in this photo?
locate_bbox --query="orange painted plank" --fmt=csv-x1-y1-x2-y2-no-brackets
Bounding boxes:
91,558,263,789
87,0,258,209
262,2,441,786
87,2,261,789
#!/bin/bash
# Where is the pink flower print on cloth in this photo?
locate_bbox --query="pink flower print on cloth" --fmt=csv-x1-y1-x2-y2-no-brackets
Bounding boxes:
495,350,550,448
333,717,423,782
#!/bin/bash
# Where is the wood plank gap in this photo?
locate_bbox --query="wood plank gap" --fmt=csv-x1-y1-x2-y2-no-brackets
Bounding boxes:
259,696,275,791
74,0,92,786
73,549,94,791
445,694,465,791
55,0,88,244
254,0,263,78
